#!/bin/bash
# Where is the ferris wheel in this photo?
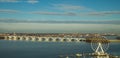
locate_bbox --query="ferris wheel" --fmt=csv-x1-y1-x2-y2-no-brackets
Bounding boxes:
91,36,110,53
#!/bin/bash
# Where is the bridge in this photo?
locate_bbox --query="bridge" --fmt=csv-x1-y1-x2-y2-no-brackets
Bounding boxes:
2,35,120,43
4,35,86,42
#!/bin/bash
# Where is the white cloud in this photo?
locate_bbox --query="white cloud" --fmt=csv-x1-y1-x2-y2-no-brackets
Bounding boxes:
27,0,39,4
0,9,120,16
0,0,19,2
29,10,120,16
0,18,120,24
30,11,77,16
0,0,39,4
0,9,20,13
53,4,92,11
86,11,120,15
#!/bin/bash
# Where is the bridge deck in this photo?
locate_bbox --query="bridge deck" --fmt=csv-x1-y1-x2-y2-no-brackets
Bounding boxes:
1,36,120,43
109,40,120,43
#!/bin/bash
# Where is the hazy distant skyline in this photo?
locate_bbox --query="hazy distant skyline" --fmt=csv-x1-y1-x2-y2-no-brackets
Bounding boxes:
0,0,120,33
0,23,120,33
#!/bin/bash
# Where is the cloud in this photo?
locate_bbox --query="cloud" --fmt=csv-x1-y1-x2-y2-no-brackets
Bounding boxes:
27,0,39,4
0,0,19,2
0,18,120,24
0,0,39,4
30,11,77,16
0,9,22,13
0,8,120,16
29,10,120,16
53,4,92,11
0,18,23,22
86,11,120,15
52,4,120,16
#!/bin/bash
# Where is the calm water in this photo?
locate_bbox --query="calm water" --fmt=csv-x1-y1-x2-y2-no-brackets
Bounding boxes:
0,36,120,58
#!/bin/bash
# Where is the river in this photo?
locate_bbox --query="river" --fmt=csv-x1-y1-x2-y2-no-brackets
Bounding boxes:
0,36,119,58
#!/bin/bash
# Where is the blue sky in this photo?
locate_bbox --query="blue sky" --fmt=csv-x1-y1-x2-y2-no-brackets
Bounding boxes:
0,0,120,21
0,0,120,33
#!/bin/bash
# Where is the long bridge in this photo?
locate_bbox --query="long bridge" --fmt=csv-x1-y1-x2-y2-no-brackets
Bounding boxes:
0,33,120,43
3,35,86,42
1,35,120,43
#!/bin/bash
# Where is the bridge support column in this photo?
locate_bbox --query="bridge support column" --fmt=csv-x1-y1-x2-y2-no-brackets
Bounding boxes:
46,38,50,42
52,38,57,42
25,37,29,41
19,37,23,40
38,37,42,42
4,36,8,40
31,37,35,41
13,36,17,40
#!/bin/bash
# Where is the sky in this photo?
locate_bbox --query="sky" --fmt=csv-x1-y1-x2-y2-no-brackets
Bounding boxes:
0,0,120,33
